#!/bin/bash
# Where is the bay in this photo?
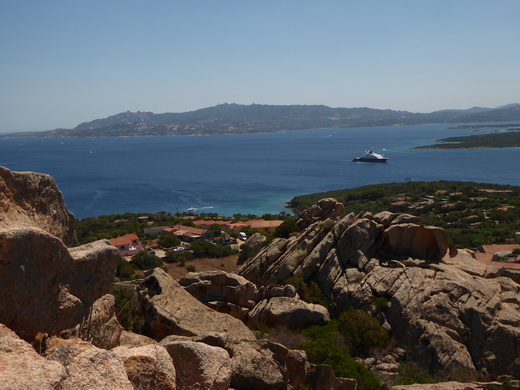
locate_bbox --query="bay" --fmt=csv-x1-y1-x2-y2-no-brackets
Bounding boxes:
0,123,519,219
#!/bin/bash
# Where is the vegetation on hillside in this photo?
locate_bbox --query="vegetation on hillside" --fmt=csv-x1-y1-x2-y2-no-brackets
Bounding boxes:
416,130,520,149
289,181,520,249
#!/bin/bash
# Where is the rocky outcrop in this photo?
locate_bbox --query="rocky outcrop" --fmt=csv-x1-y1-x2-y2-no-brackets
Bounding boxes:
179,270,329,329
0,166,77,246
0,167,119,342
138,268,255,342
296,197,344,229
139,268,349,389
238,203,520,378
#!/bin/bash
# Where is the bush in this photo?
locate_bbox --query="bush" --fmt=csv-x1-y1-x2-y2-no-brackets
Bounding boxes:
111,285,145,334
190,241,236,258
130,251,163,270
157,233,181,248
185,264,196,272
116,257,136,281
275,219,300,238
337,308,389,355
284,273,328,307
300,321,381,390
164,250,195,264
398,362,434,385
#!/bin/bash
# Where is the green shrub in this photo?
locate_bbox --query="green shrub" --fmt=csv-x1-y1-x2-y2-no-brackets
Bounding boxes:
111,285,145,334
130,251,163,270
300,321,381,390
275,219,300,238
164,250,195,264
185,264,196,272
284,273,328,307
116,257,136,280
157,233,181,248
337,308,389,355
398,362,434,385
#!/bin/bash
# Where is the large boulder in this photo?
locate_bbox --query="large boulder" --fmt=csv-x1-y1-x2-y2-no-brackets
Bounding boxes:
0,166,77,246
137,268,255,342
248,296,330,329
112,344,177,390
61,294,124,350
45,337,133,390
179,270,258,309
0,324,67,390
161,339,231,390
0,228,119,341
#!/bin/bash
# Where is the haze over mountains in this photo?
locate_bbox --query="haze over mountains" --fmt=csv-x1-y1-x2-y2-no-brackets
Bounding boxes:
7,103,520,138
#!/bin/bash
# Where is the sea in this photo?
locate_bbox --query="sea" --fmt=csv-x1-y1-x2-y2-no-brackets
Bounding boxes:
1,123,519,220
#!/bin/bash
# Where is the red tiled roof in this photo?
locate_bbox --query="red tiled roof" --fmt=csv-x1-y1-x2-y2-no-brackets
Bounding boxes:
109,233,140,247
478,244,520,254
249,220,284,229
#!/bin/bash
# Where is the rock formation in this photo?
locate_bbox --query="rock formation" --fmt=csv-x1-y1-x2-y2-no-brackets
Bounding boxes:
179,270,330,329
0,166,355,389
138,267,346,389
0,166,77,246
237,205,520,378
295,197,344,229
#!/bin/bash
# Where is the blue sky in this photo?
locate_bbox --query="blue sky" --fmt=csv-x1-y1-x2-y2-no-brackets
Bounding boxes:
1,1,519,133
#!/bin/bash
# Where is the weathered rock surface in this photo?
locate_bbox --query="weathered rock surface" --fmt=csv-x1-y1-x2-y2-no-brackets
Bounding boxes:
45,337,133,390
238,202,520,377
238,232,267,265
296,197,345,229
140,268,347,389
138,268,255,342
179,270,258,310
392,382,504,390
248,296,330,329
112,344,177,390
0,228,119,341
61,294,124,350
0,166,77,246
161,339,231,390
0,324,67,390
180,270,329,329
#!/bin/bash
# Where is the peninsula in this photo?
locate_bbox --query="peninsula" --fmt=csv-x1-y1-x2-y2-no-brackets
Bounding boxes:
4,102,520,138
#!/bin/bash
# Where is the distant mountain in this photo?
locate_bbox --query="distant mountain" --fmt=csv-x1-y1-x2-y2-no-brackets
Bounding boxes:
6,103,520,138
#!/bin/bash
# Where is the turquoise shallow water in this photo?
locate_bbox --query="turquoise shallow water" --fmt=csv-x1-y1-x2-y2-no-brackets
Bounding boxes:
1,123,519,219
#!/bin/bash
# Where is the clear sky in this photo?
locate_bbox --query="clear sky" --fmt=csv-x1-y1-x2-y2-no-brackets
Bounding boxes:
1,1,519,133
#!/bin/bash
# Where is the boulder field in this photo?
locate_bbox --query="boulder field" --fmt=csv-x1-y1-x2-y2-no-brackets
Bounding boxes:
0,167,518,389
0,166,353,389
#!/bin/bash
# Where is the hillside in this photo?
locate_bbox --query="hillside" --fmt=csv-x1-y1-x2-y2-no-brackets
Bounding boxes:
6,103,520,138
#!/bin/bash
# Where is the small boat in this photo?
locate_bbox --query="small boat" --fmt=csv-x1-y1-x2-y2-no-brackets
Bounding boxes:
352,150,388,163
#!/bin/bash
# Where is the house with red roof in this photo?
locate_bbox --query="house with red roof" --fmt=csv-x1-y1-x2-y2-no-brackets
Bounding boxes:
109,233,143,257
164,225,214,242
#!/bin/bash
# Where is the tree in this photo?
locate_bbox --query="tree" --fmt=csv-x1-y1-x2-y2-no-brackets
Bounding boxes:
130,251,163,270
275,219,300,238
157,233,181,248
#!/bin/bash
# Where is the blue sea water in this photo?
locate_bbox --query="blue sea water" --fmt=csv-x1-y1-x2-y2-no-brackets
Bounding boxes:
1,123,519,219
